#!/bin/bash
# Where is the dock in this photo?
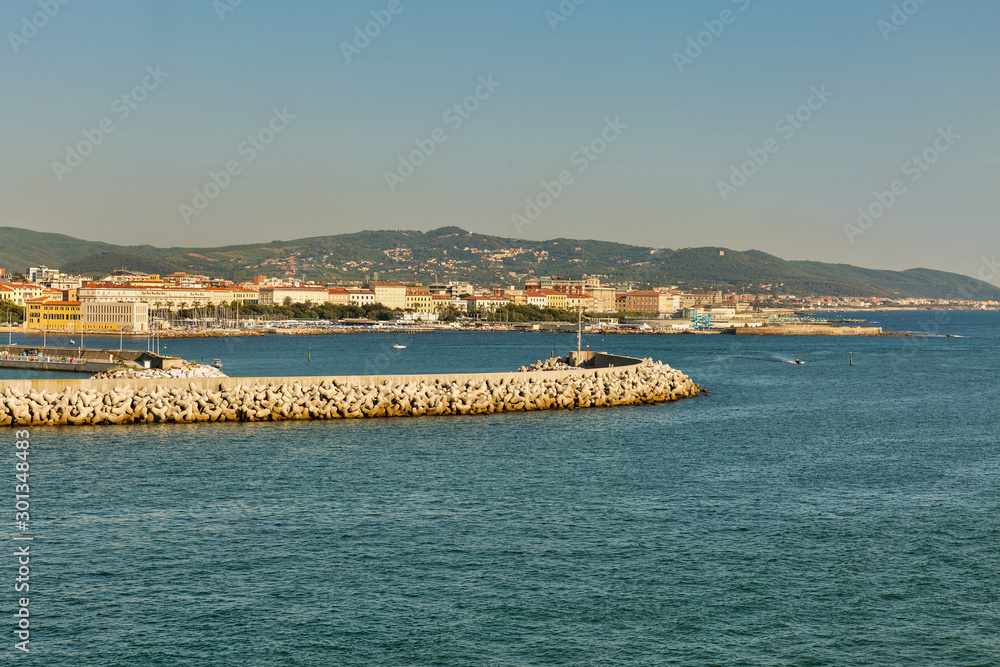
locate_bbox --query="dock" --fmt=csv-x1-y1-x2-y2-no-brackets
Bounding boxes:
0,345,170,375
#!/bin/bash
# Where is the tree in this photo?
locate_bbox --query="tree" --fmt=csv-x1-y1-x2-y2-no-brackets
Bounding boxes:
0,300,23,323
438,305,461,322
9,272,26,283
283,296,293,307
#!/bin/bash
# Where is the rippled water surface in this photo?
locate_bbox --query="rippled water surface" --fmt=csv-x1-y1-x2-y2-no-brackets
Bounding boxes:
8,312,999,665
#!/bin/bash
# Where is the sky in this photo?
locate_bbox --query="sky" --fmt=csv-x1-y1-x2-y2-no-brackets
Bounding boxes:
2,0,999,284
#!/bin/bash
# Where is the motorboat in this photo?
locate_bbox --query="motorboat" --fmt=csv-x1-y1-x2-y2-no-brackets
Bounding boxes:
212,358,223,368
393,344,406,349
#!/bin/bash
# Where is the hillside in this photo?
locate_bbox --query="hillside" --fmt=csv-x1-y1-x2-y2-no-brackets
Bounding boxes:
1,226,997,300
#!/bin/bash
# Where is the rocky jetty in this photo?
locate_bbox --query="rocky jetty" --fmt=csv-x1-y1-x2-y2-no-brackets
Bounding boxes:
516,357,576,372
1,356,702,427
158,330,267,338
92,364,228,380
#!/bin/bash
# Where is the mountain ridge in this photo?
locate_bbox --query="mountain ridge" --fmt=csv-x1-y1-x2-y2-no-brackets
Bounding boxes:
0,226,997,300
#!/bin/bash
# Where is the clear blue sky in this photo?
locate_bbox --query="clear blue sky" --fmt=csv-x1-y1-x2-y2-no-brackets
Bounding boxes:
2,0,998,283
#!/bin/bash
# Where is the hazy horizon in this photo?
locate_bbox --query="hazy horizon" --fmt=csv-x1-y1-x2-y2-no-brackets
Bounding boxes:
3,1,998,285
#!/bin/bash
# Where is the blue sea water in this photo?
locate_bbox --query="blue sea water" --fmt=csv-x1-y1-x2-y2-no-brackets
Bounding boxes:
5,311,999,665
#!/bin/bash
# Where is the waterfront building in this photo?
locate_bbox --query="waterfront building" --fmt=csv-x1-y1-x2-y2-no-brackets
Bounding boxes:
538,289,567,309
327,288,351,306
365,282,407,309
0,282,51,307
495,288,527,306
81,301,149,332
258,285,329,306
678,290,724,308
25,297,82,331
24,297,149,332
431,295,458,312
78,282,257,310
405,286,435,314
566,293,595,311
524,291,548,308
624,290,680,316
464,296,511,312
588,286,617,313
345,288,376,306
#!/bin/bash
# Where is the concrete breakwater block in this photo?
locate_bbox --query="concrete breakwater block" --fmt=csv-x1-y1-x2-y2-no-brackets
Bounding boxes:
0,356,703,427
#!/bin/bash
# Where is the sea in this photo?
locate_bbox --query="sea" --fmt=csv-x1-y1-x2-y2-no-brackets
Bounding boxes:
2,311,997,665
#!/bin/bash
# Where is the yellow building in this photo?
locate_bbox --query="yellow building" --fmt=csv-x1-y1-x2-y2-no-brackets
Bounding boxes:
496,288,527,305
588,286,617,313
366,282,407,309
25,297,82,331
405,287,435,314
539,289,567,309
566,293,595,311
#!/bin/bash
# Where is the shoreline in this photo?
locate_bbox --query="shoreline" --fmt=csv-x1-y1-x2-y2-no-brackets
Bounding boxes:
4,326,906,338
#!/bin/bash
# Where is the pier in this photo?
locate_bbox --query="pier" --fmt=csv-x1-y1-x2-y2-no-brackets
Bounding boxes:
0,345,172,375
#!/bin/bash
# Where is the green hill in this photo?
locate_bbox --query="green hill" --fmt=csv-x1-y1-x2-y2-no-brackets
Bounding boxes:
0,226,997,300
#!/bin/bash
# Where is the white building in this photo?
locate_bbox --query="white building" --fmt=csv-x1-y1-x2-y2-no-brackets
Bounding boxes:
81,302,149,333
346,288,376,306
258,286,330,306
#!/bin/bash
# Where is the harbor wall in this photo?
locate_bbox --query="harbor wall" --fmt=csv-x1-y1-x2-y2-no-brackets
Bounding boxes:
0,354,703,427
726,325,883,335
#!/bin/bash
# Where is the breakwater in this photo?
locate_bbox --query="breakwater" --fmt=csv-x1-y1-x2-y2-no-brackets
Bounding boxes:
0,353,702,427
724,324,885,335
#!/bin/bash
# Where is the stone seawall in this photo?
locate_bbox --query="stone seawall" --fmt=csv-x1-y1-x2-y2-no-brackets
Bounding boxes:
726,325,884,335
0,355,703,427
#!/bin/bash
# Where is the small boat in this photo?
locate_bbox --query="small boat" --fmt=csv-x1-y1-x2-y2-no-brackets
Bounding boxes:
393,344,406,349
69,339,76,344
212,358,223,368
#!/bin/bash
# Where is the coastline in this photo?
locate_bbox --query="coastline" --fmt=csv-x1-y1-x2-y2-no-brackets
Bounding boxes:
4,325,905,339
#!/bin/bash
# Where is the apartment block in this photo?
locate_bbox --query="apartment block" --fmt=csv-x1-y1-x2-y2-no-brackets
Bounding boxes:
365,282,407,309
81,302,149,333
257,286,329,306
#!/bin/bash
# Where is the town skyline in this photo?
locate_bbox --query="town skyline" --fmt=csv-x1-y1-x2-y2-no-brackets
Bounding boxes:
2,224,999,300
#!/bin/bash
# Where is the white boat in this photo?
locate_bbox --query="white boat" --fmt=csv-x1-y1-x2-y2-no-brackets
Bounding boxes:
212,358,223,368
393,344,406,349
